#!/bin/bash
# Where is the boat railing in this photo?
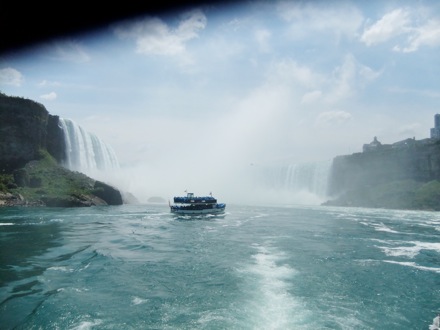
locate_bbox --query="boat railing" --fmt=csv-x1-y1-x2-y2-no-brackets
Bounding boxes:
173,196,217,204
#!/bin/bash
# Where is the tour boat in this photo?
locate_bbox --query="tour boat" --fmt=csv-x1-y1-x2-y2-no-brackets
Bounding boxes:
169,192,226,215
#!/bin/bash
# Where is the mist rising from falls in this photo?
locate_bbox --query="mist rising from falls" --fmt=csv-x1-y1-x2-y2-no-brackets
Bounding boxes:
56,116,333,207
104,158,334,206
59,118,119,177
253,159,333,205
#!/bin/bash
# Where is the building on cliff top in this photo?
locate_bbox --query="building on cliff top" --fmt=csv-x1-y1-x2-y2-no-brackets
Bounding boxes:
363,136,382,152
363,114,440,153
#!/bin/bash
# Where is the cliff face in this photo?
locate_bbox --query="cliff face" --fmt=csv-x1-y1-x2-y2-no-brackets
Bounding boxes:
0,93,123,207
46,114,66,165
0,93,65,172
328,139,440,194
325,138,440,210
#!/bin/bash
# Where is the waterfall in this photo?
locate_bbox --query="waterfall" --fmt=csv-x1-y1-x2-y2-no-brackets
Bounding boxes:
59,118,119,174
257,159,333,204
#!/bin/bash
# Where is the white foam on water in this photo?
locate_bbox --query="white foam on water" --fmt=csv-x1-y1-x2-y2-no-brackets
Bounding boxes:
131,296,148,305
359,221,400,233
0,223,14,226
383,260,440,273
196,310,229,327
238,244,310,329
47,266,75,272
371,222,400,233
429,315,440,330
377,241,440,258
49,218,64,223
70,319,102,330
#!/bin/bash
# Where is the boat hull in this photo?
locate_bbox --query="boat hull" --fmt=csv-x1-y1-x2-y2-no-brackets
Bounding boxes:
170,204,226,215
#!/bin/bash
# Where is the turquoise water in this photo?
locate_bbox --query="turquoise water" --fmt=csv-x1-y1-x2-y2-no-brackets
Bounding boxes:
1,204,439,329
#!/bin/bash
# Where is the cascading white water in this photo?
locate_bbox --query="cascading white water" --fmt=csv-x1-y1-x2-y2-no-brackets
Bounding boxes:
59,118,119,174
283,161,331,197
257,159,333,204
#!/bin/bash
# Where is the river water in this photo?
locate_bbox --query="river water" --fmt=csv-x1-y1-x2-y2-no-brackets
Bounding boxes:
1,203,439,329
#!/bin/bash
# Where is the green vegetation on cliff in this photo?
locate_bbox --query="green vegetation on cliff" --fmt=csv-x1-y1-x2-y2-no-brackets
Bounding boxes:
0,150,121,207
0,92,123,207
0,174,14,193
324,137,440,211
414,180,440,210
324,179,440,211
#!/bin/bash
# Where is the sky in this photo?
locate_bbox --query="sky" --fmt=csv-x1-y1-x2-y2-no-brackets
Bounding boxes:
1,0,440,204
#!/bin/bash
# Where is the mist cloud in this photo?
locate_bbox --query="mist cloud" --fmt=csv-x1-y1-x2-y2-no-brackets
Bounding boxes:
40,92,57,100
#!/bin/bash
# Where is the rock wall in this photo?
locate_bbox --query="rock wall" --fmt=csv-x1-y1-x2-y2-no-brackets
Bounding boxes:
0,93,65,173
47,114,66,164
328,139,440,196
0,93,124,207
325,138,440,209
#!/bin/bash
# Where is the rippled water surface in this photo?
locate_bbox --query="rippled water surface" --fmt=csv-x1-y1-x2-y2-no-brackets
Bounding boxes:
1,204,439,329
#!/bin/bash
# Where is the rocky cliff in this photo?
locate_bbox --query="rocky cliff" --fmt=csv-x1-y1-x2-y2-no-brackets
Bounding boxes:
324,138,440,210
0,92,123,207
0,93,65,172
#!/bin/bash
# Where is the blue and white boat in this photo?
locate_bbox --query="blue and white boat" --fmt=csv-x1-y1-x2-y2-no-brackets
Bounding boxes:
169,192,226,215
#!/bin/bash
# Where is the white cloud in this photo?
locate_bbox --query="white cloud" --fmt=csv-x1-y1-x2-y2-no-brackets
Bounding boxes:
266,55,379,106
40,92,57,100
114,9,207,56
399,19,440,52
225,18,245,31
0,67,23,86
361,8,410,46
48,41,91,63
255,28,271,53
325,54,380,104
358,65,382,82
361,8,440,52
269,59,321,89
327,54,357,103
38,80,61,87
301,90,322,104
278,1,363,40
315,111,352,128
